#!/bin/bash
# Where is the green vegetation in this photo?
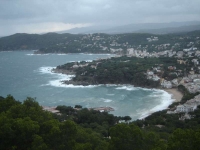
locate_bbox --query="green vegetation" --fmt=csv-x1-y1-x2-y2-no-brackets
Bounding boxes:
1,95,200,149
0,33,80,52
1,30,200,149
1,31,200,54
0,95,109,150
57,56,186,88
133,89,200,139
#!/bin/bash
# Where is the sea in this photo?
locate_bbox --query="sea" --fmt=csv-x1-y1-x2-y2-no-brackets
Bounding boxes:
0,50,174,120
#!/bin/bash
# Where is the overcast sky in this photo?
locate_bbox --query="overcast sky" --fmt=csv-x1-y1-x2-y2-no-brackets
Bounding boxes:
0,0,200,36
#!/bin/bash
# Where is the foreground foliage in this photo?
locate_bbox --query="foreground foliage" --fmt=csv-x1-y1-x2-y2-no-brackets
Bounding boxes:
1,95,200,149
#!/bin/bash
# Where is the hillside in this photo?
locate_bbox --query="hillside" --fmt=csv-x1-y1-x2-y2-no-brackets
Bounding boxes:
0,33,80,51
0,31,200,54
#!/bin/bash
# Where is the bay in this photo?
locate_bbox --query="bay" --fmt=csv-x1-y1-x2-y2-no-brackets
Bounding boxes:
0,51,173,120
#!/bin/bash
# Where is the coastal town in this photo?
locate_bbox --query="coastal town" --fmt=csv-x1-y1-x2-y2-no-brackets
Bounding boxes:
34,31,200,55
2,0,200,148
51,32,200,121
2,31,200,149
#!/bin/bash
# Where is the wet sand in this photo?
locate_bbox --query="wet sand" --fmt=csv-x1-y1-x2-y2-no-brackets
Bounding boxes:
163,88,183,102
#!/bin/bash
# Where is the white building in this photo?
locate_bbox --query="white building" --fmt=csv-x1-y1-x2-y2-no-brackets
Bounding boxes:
127,48,134,56
161,80,172,88
176,104,196,113
152,75,160,81
172,78,179,86
147,71,154,76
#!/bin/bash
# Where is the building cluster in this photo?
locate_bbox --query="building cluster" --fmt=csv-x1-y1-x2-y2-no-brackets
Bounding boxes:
89,107,114,112
53,33,200,56
181,75,200,93
167,94,200,120
147,68,200,92
127,48,149,57
126,47,200,58
42,106,61,115
144,39,200,91
146,36,159,42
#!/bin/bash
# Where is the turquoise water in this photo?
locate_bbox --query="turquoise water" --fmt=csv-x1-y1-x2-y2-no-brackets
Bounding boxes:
0,51,173,120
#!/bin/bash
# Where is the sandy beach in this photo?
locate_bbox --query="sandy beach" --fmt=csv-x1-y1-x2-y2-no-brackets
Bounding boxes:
163,88,183,102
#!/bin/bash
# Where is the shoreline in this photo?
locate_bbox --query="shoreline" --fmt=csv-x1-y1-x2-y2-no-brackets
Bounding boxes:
53,68,183,103
51,68,183,117
162,88,183,102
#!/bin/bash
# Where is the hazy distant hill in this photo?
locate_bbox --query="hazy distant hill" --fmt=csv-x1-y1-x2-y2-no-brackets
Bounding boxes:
137,25,200,34
0,29,200,52
0,33,80,51
60,21,200,34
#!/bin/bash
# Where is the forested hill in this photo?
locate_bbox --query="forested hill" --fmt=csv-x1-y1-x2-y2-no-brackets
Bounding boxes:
0,33,80,51
56,56,186,88
0,30,200,53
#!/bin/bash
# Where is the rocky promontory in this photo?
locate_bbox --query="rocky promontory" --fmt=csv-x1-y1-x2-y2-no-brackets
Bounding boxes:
52,68,75,75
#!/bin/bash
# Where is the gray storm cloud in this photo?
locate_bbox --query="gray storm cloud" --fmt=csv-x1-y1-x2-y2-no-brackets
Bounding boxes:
0,0,200,36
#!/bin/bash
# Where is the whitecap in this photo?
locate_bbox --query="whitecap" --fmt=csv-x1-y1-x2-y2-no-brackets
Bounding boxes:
149,94,159,97
48,79,99,88
40,84,50,87
100,98,113,103
105,84,119,87
138,90,173,119
26,53,50,56
56,54,67,55
80,53,112,56
37,66,56,74
115,85,137,91
150,91,173,112
85,60,93,62
37,66,100,88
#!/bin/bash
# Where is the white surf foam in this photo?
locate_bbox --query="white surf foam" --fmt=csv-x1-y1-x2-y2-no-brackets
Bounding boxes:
38,66,56,74
105,84,119,87
27,53,68,56
115,85,138,91
85,60,93,62
37,66,99,88
150,90,173,112
49,79,99,88
101,98,113,103
80,53,113,56
56,54,67,55
138,90,174,119
26,53,50,56
40,83,50,87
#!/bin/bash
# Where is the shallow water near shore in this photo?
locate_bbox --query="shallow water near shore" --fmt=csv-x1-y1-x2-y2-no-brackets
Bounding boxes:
0,51,173,120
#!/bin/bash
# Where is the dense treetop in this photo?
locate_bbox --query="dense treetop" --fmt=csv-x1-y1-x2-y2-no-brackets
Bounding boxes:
1,94,200,149
57,56,186,87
